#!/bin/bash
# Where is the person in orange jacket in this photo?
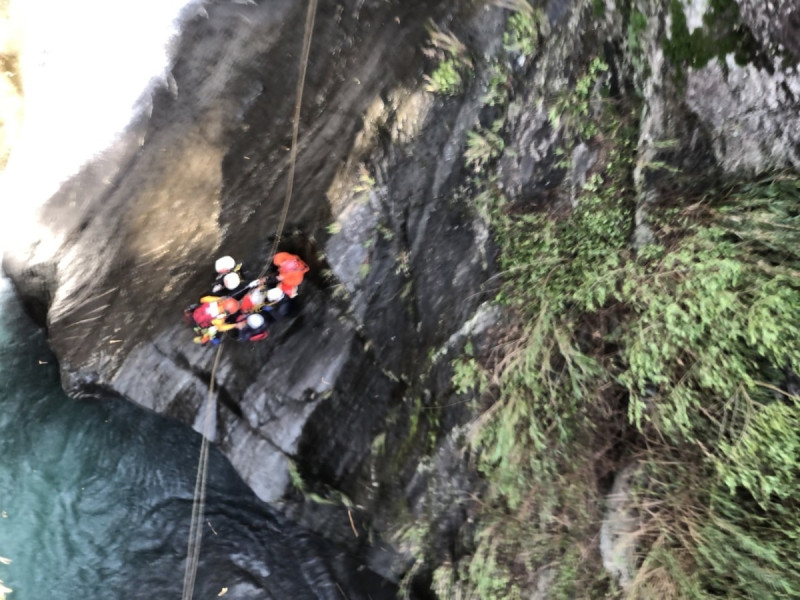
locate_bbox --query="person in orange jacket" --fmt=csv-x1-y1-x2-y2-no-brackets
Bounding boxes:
272,252,309,298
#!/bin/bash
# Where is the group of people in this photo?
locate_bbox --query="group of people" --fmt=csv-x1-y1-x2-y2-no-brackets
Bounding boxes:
185,252,309,346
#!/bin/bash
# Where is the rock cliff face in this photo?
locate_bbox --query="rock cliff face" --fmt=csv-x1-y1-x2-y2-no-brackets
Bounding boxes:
7,0,481,495
5,0,496,586
4,0,799,594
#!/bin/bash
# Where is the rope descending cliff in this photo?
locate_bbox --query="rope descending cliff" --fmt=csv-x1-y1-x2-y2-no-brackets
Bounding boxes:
180,0,318,597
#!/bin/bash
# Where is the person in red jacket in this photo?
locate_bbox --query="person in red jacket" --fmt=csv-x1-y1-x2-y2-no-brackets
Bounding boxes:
190,297,240,329
189,296,241,345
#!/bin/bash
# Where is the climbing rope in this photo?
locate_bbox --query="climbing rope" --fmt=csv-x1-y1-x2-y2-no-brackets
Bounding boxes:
263,0,318,277
181,0,318,596
181,340,223,600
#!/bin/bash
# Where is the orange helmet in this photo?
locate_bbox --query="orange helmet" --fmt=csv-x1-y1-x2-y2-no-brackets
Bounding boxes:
274,252,308,277
221,298,240,315
273,252,294,266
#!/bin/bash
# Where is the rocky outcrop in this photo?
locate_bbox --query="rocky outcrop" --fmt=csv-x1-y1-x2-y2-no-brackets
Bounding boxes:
683,0,800,173
738,0,800,60
686,57,800,172
630,0,800,243
600,462,644,591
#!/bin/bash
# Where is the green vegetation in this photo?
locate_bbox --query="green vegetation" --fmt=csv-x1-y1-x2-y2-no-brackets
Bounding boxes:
663,0,759,73
480,62,511,107
622,180,800,598
498,0,543,60
354,163,375,193
447,36,800,596
464,120,505,173
425,59,466,96
448,61,636,596
424,22,473,96
473,171,800,597
451,341,488,395
625,8,650,83
423,0,542,97
548,56,609,142
415,2,800,598
621,182,800,439
592,0,606,18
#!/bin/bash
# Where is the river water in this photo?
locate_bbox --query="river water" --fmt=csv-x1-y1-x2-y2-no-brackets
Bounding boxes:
0,274,388,599
0,273,246,597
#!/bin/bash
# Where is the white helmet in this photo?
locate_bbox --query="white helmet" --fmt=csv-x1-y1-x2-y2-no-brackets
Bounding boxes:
248,288,265,306
223,272,241,290
215,256,236,274
246,313,265,329
266,287,285,303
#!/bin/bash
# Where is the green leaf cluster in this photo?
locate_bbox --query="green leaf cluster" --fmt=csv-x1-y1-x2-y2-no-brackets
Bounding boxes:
452,69,639,598
437,23,800,592
424,22,473,96
503,8,540,59
465,120,506,172
663,0,760,74
425,57,468,96
548,56,609,141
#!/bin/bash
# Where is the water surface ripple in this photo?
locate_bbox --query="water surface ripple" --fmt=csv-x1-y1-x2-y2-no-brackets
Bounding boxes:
0,275,384,599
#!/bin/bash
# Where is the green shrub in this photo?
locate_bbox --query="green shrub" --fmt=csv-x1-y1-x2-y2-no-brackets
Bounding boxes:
424,22,473,96
454,68,639,598
501,1,541,59
548,56,609,141
464,121,505,172
621,180,800,440
425,58,468,96
465,82,800,596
